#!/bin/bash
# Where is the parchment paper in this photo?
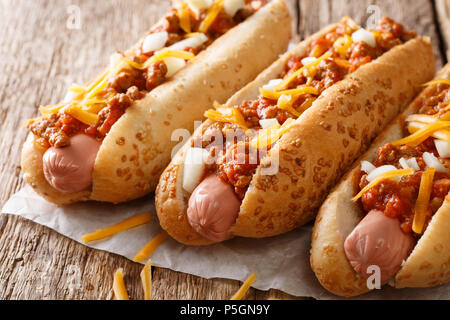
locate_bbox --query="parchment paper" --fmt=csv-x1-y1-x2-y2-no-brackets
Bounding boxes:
2,185,449,299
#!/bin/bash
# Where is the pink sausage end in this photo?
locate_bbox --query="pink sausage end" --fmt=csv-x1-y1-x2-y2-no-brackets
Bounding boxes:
43,134,101,193
187,175,241,243
344,210,416,283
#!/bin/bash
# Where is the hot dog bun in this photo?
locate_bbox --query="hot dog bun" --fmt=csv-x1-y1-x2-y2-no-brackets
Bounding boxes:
310,64,450,297
156,19,435,245
21,0,292,205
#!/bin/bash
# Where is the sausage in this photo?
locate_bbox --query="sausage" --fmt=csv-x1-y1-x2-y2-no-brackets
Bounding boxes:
42,134,101,193
344,209,416,282
187,175,241,242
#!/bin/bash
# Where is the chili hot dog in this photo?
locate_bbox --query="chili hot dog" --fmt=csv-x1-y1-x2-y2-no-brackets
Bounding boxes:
311,64,450,297
21,0,292,205
156,17,435,245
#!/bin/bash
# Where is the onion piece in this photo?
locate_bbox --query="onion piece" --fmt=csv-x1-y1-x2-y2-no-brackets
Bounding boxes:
434,139,450,158
109,52,123,68
423,152,448,172
399,157,410,170
164,57,186,78
261,79,282,91
366,165,398,182
142,32,168,54
399,157,420,172
183,147,210,193
301,57,317,66
169,33,208,51
224,0,245,16
407,158,420,171
186,0,213,15
352,28,376,48
63,89,80,103
361,160,376,173
259,118,280,129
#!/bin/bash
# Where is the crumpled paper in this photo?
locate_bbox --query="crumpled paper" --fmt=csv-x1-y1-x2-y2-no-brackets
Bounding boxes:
2,185,449,299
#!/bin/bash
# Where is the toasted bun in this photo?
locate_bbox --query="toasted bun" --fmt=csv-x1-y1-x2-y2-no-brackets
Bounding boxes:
156,19,435,245
21,0,292,205
311,63,450,297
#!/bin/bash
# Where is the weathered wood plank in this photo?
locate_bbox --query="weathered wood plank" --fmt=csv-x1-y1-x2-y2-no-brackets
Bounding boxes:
436,0,450,60
0,214,144,299
0,0,300,300
299,0,445,68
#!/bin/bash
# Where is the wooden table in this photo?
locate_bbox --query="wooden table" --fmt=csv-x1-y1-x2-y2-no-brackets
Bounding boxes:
0,0,449,300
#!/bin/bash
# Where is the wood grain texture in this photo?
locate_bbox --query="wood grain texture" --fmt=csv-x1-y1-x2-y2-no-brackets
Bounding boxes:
0,0,448,300
436,0,450,60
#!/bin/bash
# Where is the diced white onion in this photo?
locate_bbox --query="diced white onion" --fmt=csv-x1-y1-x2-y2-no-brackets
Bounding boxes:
361,160,376,174
169,33,208,51
164,57,186,77
224,0,245,16
142,32,168,54
109,52,123,68
434,139,450,158
259,118,280,129
186,0,213,14
366,165,397,182
423,152,448,172
287,42,297,51
407,158,420,171
278,94,292,105
183,147,209,193
63,89,79,103
399,157,410,170
399,157,420,172
352,28,376,48
301,57,317,66
261,79,282,91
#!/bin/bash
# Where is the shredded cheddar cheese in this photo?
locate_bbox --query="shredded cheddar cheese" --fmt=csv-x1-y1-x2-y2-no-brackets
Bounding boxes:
274,52,332,91
421,79,450,87
407,122,450,142
140,259,152,300
259,86,319,100
251,118,295,149
230,273,257,300
122,50,195,71
68,85,87,93
277,94,300,117
412,167,435,234
39,104,64,116
198,0,224,34
204,105,249,130
86,69,109,94
133,231,169,263
144,49,195,69
122,58,147,70
184,32,202,38
65,105,99,126
297,97,316,112
333,35,353,58
334,57,351,68
179,4,191,33
113,268,130,300
82,212,152,243
352,168,414,201
85,77,109,100
392,120,450,146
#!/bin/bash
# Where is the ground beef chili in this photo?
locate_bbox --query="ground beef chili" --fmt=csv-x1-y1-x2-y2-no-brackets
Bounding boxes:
200,17,417,199
27,0,264,149
359,83,450,235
